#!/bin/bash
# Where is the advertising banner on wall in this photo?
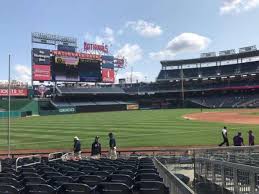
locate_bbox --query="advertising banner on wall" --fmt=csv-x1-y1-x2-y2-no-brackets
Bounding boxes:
52,50,101,61
102,55,114,69
32,48,51,65
55,56,79,65
102,68,115,83
33,65,51,81
0,89,28,96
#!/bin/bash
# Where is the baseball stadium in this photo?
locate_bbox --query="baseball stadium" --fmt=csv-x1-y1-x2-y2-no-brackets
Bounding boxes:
1,1,259,194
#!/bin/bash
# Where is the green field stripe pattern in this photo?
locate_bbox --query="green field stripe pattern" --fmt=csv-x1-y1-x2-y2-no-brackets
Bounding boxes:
0,109,259,150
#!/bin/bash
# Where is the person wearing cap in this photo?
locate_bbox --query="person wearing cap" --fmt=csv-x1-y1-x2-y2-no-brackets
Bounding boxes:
91,136,101,159
248,130,255,146
233,132,244,146
108,132,117,160
73,136,81,160
219,126,229,146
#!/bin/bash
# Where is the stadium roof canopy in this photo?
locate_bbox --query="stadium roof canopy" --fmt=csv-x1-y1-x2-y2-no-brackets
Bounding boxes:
161,50,259,67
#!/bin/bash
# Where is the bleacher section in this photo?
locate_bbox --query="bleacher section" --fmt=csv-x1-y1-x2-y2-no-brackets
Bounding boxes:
188,93,259,108
157,61,259,81
57,87,125,95
51,100,134,108
0,157,169,194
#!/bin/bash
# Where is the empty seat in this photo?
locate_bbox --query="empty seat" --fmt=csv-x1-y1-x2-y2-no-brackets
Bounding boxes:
108,174,134,188
118,165,136,172
49,176,74,188
0,185,20,194
24,177,47,185
57,183,93,194
65,171,86,180
78,175,103,188
97,182,133,194
21,173,41,178
113,170,135,178
135,173,162,182
98,166,117,173
25,184,57,194
138,169,158,174
91,171,110,179
79,167,98,174
134,181,169,194
43,172,64,180
0,177,24,191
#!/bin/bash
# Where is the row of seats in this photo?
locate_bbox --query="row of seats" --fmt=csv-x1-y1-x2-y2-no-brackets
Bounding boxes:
0,157,169,194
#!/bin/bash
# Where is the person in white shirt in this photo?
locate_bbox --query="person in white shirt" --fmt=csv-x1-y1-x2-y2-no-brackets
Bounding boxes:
218,126,229,146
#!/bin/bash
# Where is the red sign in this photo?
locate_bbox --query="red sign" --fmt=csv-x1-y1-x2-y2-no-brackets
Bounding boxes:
102,68,115,83
0,89,28,96
33,65,51,81
84,42,108,53
52,50,101,61
114,58,125,68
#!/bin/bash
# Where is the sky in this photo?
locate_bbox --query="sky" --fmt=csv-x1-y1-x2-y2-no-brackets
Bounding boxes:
1,0,259,83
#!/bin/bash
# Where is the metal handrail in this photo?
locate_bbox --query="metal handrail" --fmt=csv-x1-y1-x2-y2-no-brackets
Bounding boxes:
15,154,41,172
48,152,64,162
154,157,195,194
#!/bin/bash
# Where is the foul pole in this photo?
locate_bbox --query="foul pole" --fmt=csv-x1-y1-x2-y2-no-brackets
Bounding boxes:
8,54,11,157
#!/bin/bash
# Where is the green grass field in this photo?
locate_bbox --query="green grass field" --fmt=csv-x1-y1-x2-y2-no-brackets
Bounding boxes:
0,109,258,150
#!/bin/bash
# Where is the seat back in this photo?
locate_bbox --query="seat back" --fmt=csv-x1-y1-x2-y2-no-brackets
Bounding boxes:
25,184,57,194
109,174,134,187
113,170,135,178
24,177,47,185
78,175,103,187
98,182,132,194
91,171,110,179
135,173,162,182
0,185,20,194
0,177,23,189
57,183,92,194
135,181,169,194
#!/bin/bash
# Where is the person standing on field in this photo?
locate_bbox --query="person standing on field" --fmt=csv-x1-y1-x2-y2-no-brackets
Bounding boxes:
233,132,244,146
108,132,117,160
91,136,101,159
218,126,229,146
73,136,81,160
248,130,255,146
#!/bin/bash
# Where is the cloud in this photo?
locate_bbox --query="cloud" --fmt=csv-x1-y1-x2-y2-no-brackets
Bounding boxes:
126,20,163,37
116,71,146,83
220,0,259,14
85,27,115,45
149,33,211,60
14,64,31,83
115,43,143,64
149,50,176,61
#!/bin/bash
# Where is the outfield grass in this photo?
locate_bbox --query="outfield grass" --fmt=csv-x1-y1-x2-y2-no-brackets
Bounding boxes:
0,109,258,150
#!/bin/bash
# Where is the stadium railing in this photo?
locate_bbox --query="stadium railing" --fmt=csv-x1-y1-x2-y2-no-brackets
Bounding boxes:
48,152,64,162
15,154,41,172
154,157,195,194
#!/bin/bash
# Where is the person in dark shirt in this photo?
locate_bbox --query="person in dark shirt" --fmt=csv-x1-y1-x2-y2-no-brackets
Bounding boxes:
219,126,229,146
248,130,255,146
108,132,117,160
233,132,244,146
91,136,101,159
73,136,81,160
